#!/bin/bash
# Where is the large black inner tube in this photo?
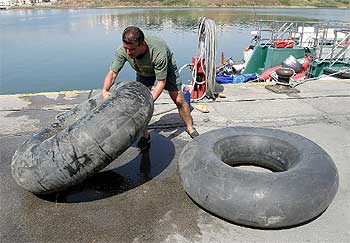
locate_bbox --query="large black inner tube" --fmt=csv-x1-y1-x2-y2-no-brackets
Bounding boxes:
179,127,339,228
11,81,154,194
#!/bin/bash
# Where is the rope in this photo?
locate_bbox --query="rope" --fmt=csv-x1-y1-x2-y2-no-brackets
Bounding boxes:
191,17,217,101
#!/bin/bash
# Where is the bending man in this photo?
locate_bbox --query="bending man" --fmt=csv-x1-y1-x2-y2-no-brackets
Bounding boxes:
101,26,198,149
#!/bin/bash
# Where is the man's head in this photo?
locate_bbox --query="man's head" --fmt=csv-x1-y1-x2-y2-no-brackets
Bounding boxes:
122,26,147,58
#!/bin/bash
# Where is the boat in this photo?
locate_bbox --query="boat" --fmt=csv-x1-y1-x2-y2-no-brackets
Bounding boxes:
305,26,350,79
218,20,350,83
322,66,350,79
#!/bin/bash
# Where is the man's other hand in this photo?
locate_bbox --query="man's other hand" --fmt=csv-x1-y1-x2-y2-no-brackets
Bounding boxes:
102,89,111,100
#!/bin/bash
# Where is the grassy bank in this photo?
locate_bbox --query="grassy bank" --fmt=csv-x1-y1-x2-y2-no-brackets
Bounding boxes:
53,0,349,8
281,0,349,7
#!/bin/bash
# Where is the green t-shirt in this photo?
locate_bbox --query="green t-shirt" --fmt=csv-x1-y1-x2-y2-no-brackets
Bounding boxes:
110,36,179,81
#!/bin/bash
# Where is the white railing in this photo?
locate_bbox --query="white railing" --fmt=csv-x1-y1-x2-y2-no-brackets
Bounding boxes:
253,20,350,49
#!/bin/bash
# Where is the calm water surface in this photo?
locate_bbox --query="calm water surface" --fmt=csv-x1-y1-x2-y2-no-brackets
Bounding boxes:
1,8,350,94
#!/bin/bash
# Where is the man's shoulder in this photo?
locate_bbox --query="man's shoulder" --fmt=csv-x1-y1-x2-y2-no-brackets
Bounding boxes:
146,36,167,48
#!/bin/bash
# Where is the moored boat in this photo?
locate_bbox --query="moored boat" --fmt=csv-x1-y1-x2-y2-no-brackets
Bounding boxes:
218,20,350,83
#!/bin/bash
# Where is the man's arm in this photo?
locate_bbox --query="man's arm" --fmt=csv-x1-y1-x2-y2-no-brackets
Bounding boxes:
102,70,118,100
152,79,166,101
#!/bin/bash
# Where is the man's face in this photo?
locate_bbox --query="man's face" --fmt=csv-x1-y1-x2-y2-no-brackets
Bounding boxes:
123,42,146,58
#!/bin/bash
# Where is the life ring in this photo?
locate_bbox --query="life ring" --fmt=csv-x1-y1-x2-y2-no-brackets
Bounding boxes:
273,38,294,48
11,81,154,194
179,127,339,228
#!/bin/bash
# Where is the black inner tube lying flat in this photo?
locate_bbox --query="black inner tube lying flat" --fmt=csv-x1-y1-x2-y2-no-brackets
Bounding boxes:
11,81,154,194
179,127,339,228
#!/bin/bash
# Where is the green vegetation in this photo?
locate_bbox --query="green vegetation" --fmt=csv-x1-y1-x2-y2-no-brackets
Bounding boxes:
281,0,349,7
161,0,191,6
278,0,292,6
53,0,349,8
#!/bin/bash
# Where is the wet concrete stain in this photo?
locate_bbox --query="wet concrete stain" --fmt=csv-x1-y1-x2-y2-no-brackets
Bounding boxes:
5,109,63,135
4,93,90,134
35,132,176,203
1,132,202,243
21,92,90,108
1,95,203,242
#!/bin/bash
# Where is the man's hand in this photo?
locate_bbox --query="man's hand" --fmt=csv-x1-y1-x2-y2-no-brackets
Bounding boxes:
101,70,118,100
102,89,111,100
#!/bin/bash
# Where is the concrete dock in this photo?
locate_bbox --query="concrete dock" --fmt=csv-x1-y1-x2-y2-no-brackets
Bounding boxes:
1,79,350,243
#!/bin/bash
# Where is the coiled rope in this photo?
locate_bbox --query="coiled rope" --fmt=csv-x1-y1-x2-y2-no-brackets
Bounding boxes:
191,17,217,101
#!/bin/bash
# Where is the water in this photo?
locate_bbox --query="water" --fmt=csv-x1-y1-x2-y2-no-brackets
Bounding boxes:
1,8,350,95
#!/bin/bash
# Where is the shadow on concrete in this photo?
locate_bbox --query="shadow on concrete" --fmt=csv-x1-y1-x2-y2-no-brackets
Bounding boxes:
37,132,175,203
149,112,187,140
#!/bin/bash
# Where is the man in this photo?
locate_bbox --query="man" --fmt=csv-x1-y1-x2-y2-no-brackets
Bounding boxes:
101,26,199,150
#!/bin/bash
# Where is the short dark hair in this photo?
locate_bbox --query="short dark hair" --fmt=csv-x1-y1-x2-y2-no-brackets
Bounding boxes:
122,26,145,46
